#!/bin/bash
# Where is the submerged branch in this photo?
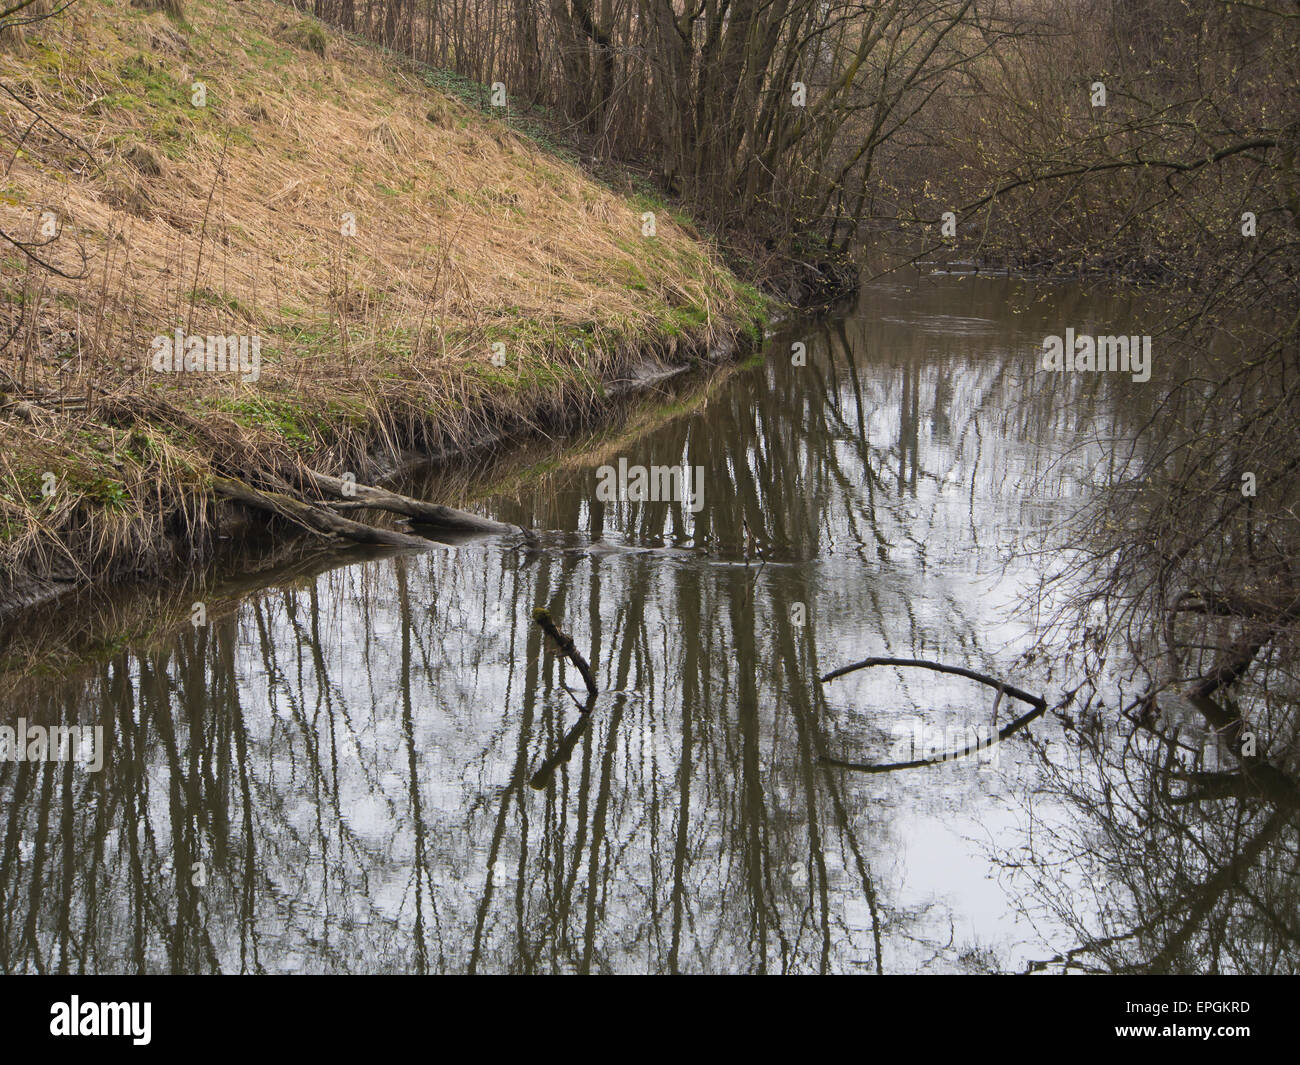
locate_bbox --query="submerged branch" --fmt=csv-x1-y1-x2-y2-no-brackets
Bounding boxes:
820,656,1045,710
527,607,600,789
819,656,1046,773
532,608,598,699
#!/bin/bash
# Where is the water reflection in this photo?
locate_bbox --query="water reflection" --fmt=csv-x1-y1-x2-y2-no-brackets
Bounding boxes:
2,275,1286,973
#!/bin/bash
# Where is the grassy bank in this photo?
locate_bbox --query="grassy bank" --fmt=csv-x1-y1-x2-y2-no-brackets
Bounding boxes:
0,0,770,606
0,353,747,695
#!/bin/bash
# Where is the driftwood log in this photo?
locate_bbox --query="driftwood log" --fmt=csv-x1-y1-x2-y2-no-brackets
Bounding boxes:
301,468,526,536
211,476,430,549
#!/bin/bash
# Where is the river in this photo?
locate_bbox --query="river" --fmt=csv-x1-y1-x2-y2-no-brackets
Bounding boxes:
0,273,1195,973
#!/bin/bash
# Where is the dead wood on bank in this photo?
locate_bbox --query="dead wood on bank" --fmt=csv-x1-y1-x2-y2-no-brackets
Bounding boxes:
211,476,431,549
299,467,528,536
1123,593,1300,812
209,461,533,552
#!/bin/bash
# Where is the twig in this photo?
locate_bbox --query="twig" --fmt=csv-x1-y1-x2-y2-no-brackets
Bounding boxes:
819,656,1046,773
532,607,598,699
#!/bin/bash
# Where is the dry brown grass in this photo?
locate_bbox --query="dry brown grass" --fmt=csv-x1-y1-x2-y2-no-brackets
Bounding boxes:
130,0,184,16
0,0,51,52
0,0,766,600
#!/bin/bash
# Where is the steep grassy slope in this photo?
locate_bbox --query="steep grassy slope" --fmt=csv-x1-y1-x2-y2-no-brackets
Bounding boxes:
0,0,767,598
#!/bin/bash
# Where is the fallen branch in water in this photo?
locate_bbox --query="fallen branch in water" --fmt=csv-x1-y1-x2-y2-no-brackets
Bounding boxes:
527,607,600,789
818,656,1046,773
1125,592,1300,811
821,656,1045,709
529,714,592,790
532,607,598,699
211,476,430,549
300,468,527,536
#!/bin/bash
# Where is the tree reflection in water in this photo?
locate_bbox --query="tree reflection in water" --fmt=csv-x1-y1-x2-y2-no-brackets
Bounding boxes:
2,276,1291,973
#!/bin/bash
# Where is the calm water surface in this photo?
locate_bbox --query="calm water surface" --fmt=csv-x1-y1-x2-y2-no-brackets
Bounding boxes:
0,275,1171,972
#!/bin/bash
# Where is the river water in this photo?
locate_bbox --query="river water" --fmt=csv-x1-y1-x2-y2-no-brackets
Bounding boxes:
0,274,1183,973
